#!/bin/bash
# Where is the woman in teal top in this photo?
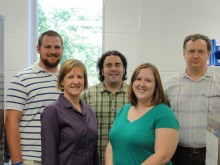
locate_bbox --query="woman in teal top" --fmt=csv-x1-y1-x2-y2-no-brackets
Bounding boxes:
105,63,179,165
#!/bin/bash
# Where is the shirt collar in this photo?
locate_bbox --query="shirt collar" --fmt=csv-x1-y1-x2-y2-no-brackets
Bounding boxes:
32,62,46,73
182,68,212,80
99,82,128,93
59,94,86,115
32,62,59,76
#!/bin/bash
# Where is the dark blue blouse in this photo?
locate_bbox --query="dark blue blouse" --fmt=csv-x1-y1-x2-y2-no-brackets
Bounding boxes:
41,94,98,165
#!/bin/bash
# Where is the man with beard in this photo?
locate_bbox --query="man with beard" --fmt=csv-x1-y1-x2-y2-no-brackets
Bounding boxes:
5,30,64,165
81,50,129,165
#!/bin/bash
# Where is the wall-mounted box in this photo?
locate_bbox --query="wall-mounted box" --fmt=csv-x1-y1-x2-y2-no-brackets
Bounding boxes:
211,39,220,53
213,52,220,66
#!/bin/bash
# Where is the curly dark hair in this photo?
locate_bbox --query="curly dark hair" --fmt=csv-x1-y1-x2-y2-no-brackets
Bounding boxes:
97,50,127,82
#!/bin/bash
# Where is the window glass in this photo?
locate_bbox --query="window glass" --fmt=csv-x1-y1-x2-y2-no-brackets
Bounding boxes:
37,0,103,86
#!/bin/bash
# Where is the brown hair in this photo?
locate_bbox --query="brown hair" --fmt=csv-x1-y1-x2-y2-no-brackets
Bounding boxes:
183,34,211,53
38,30,63,47
128,63,167,106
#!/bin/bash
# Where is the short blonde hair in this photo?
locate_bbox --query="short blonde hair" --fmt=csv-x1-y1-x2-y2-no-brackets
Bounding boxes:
57,59,88,92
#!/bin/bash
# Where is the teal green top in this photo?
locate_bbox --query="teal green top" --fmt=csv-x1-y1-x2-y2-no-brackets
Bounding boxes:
109,103,179,165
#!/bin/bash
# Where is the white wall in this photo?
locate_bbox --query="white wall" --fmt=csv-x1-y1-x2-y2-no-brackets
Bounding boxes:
0,0,35,90
103,0,220,83
1,0,220,89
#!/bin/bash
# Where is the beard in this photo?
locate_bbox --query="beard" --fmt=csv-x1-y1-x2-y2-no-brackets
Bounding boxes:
40,56,61,68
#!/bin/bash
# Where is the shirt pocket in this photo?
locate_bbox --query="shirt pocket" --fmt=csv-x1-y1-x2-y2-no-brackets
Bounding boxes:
201,92,220,114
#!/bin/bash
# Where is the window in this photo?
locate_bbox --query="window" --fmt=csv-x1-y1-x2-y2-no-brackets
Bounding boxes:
37,0,103,86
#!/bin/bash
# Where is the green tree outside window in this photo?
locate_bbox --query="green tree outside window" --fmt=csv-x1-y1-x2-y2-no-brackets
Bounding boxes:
37,0,102,86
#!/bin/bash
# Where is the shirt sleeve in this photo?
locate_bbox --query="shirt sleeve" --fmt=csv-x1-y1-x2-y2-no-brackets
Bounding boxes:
5,75,27,111
41,104,59,165
155,105,179,131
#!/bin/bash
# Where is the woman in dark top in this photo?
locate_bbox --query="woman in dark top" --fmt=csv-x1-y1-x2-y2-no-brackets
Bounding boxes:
41,59,98,165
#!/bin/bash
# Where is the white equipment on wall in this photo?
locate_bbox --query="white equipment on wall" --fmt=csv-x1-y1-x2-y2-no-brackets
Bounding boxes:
206,114,220,165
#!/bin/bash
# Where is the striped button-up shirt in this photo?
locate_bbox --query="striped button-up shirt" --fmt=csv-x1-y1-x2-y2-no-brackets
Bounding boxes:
164,68,220,148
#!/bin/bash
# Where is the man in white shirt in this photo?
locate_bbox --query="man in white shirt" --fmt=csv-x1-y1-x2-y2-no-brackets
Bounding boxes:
164,34,220,165
5,30,64,165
